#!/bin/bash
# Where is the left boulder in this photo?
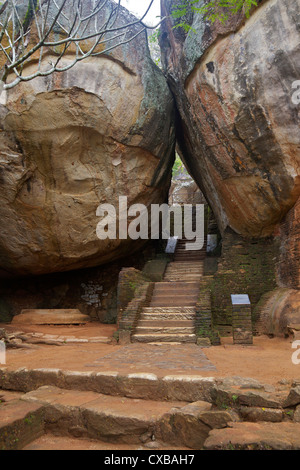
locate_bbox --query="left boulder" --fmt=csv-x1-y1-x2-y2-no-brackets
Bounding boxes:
0,0,175,278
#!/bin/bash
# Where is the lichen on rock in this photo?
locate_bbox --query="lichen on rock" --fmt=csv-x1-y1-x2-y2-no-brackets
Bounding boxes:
0,0,176,278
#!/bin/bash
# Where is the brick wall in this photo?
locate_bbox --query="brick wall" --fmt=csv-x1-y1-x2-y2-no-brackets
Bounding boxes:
279,197,300,289
118,282,154,335
116,268,153,322
210,229,280,335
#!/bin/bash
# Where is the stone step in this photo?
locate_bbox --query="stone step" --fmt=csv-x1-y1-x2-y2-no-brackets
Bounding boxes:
0,368,216,403
141,313,196,321
135,326,195,335
143,307,196,313
163,274,202,279
172,259,205,263
153,289,199,295
174,250,206,253
21,386,186,445
167,262,204,265
150,301,198,308
24,434,185,451
151,294,199,301
163,278,203,283
12,309,91,325
154,282,200,288
164,273,203,277
203,422,300,451
176,246,207,253
153,288,199,295
175,245,206,249
174,251,206,255
168,261,204,267
150,300,198,307
132,333,197,343
164,270,203,273
164,272,203,276
173,261,205,264
138,320,195,327
0,393,45,450
174,254,206,258
153,286,199,293
165,267,203,271
176,238,207,243
164,271,203,274
175,249,206,253
174,248,206,252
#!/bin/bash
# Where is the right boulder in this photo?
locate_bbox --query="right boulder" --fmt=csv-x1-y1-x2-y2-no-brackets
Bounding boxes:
160,0,300,239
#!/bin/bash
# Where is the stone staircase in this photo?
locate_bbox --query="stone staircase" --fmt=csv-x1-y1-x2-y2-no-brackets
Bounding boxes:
132,237,207,344
173,237,207,263
1,369,299,451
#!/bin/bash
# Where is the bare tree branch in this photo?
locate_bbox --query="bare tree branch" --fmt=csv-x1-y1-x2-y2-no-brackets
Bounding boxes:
0,0,165,90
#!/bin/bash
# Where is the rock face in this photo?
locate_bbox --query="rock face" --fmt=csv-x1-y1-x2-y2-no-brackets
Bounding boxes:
0,1,175,278
169,170,207,206
279,197,300,289
256,288,300,338
160,0,300,239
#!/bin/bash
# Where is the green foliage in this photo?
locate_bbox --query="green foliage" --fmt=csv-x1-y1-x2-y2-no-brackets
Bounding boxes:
171,0,258,29
149,29,161,44
23,0,39,33
172,154,184,177
148,29,162,67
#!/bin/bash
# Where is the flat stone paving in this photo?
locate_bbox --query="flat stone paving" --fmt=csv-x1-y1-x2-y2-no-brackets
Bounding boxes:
1,323,299,385
24,434,188,451
89,343,217,373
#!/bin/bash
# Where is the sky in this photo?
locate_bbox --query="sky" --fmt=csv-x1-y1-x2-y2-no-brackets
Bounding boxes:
120,0,161,26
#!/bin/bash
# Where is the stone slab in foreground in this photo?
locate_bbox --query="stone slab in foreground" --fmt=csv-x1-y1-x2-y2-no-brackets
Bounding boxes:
12,309,91,325
0,398,44,450
204,422,300,450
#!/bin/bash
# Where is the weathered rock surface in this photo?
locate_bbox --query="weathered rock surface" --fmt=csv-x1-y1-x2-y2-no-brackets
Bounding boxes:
12,309,91,325
155,400,236,449
160,0,300,239
0,1,175,277
169,170,206,206
204,422,300,450
211,384,285,409
279,196,300,289
283,386,300,408
255,288,300,337
239,406,283,423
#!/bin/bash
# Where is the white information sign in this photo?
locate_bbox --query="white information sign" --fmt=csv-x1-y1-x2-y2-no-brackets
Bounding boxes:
231,294,251,305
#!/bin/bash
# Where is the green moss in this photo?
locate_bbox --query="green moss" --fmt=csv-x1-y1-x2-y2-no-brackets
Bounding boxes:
210,233,279,331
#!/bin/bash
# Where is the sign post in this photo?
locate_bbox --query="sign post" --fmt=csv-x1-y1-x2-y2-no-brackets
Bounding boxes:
231,295,253,345
0,340,6,365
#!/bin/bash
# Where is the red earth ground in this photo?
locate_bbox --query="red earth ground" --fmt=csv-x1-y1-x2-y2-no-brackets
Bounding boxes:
1,322,299,385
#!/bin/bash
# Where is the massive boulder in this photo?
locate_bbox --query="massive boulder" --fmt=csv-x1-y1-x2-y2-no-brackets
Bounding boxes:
160,0,300,240
0,1,175,277
255,288,300,338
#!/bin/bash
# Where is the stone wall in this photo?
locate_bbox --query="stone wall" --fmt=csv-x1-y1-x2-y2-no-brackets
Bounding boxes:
116,268,153,324
0,243,159,324
279,197,300,289
0,0,175,278
116,267,155,342
160,0,300,240
160,0,300,330
210,230,279,335
255,288,300,338
117,281,154,338
169,173,207,206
